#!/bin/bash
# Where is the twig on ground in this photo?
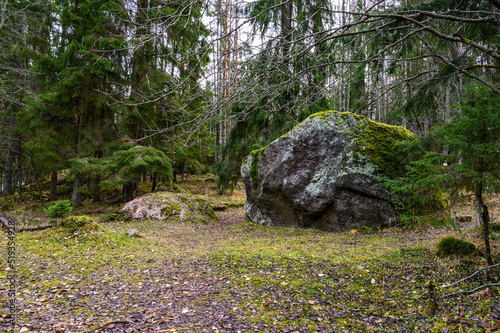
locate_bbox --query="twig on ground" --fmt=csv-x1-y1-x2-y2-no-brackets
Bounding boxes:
17,224,54,232
417,263,500,299
442,283,500,298
441,263,500,288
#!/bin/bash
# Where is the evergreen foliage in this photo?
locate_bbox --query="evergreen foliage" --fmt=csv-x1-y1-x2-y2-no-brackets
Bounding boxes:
390,84,499,262
70,142,173,201
44,200,73,219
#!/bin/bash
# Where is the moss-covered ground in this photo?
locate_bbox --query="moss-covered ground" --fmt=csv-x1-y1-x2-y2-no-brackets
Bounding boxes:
0,178,499,332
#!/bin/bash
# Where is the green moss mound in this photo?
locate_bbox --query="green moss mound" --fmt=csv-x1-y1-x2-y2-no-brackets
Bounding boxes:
61,215,103,232
436,237,477,257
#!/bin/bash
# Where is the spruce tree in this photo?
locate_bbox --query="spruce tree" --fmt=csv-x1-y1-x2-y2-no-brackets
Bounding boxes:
393,85,499,265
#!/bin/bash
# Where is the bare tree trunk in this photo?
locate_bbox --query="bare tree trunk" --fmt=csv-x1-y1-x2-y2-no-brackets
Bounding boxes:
17,140,22,203
221,0,232,146
173,158,177,183
93,175,101,203
3,148,14,196
29,153,43,202
49,167,58,201
72,79,89,207
233,3,239,93
3,117,15,196
71,176,81,206
122,182,136,202
151,172,158,192
475,190,493,266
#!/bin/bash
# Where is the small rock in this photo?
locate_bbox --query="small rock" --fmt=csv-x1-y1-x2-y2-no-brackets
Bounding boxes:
259,219,266,225
127,229,140,237
456,215,472,222
179,208,187,222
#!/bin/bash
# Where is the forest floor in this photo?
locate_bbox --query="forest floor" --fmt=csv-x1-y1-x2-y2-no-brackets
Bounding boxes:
1,176,499,332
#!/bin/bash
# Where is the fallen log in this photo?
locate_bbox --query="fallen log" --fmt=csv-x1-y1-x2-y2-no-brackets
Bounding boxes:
17,224,53,232
0,212,15,230
1,212,54,232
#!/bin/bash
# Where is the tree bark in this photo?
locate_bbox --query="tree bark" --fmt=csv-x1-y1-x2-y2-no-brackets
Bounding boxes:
151,172,158,192
93,175,101,203
49,167,58,201
173,158,177,183
123,183,136,202
475,190,493,266
71,176,81,206
29,153,43,202
17,140,22,203
3,118,15,196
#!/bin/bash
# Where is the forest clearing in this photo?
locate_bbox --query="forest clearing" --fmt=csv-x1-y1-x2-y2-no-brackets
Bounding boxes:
1,175,499,332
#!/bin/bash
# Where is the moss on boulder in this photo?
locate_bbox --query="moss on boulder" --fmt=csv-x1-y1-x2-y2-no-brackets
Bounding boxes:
241,111,416,232
120,192,218,223
307,111,415,174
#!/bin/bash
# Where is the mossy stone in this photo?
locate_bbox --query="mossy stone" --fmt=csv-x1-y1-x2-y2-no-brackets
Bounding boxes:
436,237,477,257
61,216,102,232
120,192,218,223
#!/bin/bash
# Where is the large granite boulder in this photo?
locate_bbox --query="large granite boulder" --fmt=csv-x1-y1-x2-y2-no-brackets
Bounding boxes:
241,111,414,232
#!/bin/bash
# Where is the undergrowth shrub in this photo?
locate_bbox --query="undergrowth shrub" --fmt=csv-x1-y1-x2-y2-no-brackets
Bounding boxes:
101,212,120,222
44,200,72,219
436,237,477,257
0,195,15,211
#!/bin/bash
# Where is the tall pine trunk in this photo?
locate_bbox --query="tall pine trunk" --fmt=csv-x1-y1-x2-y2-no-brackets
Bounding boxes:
50,167,58,201
151,172,158,192
71,176,81,207
72,79,90,207
3,116,15,196
475,190,493,266
17,140,23,203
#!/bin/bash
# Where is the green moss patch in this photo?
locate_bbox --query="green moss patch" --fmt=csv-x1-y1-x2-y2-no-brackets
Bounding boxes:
309,111,415,174
436,237,478,257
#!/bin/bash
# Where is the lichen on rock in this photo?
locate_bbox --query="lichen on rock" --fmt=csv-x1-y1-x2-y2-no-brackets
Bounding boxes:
120,192,218,223
241,110,415,232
